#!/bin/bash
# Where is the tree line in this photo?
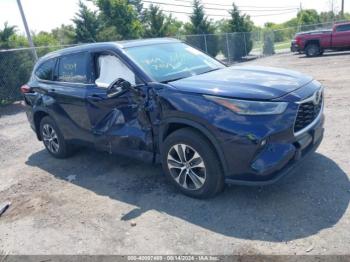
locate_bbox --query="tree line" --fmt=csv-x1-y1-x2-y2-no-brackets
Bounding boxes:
1,0,349,55
0,0,349,104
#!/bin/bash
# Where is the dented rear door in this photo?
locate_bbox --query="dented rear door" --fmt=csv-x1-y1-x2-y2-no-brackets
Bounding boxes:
86,84,154,162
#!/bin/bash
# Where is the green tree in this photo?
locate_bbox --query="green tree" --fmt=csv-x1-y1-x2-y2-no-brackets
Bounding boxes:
0,22,17,49
51,24,76,45
32,31,60,57
297,9,321,31
0,23,33,104
185,0,212,34
227,3,253,32
184,0,218,57
97,26,121,41
33,31,59,46
166,17,185,36
128,0,143,16
264,9,322,43
7,34,28,48
319,10,347,23
93,0,143,39
222,3,254,61
297,9,320,24
143,5,171,38
264,22,293,43
72,0,100,43
0,22,28,49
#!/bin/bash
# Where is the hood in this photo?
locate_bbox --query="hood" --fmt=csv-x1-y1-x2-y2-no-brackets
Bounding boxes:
169,65,313,100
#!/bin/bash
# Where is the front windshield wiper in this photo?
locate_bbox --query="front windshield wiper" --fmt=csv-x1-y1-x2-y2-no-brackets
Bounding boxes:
162,77,186,84
162,68,222,84
198,67,221,75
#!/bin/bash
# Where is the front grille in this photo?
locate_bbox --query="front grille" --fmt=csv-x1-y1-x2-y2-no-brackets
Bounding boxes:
294,92,323,133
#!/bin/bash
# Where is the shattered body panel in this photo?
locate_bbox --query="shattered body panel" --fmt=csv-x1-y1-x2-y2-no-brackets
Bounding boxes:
86,85,155,162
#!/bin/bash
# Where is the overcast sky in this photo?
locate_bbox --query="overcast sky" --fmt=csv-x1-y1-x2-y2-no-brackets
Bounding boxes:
0,0,348,34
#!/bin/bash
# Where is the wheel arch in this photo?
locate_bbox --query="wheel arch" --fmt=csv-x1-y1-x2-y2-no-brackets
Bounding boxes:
305,39,321,48
33,109,50,141
159,117,229,176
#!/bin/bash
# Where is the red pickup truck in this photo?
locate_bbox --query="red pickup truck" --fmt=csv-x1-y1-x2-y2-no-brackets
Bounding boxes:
294,22,350,57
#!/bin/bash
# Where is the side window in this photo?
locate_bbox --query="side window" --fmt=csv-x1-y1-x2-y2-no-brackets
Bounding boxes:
336,24,350,32
35,59,56,81
95,55,136,88
57,52,88,83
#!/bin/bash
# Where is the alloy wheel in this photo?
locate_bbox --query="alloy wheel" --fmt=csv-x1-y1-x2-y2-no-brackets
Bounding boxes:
42,124,60,154
167,144,206,190
308,45,318,56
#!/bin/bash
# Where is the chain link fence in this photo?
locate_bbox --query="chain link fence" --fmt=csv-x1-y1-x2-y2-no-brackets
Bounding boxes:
0,20,348,105
178,30,281,64
0,46,72,105
0,48,34,105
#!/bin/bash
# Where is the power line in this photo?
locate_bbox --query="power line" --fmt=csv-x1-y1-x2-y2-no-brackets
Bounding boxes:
160,9,297,18
142,0,299,12
171,0,298,9
249,10,298,17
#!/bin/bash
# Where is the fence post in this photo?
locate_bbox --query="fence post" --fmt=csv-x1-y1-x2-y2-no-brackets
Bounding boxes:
260,30,263,56
243,32,248,57
203,34,208,54
226,33,231,64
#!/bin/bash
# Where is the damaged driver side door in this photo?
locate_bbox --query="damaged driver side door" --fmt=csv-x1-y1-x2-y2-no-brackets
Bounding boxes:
86,51,154,162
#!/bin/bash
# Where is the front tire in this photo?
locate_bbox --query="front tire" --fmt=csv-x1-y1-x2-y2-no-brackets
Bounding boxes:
40,116,72,159
305,44,320,57
161,128,224,198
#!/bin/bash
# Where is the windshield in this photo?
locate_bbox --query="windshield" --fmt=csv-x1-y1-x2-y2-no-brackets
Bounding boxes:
124,42,225,82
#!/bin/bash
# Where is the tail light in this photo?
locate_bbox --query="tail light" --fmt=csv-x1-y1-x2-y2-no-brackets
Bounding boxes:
20,84,32,94
295,36,302,45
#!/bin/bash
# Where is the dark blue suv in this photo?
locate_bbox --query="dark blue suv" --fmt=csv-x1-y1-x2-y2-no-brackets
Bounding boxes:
22,38,324,198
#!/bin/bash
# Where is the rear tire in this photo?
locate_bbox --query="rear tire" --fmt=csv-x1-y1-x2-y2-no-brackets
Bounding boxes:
305,44,320,57
40,116,73,159
161,128,224,198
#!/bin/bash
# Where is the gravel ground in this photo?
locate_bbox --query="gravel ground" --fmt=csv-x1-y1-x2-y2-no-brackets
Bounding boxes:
0,52,349,255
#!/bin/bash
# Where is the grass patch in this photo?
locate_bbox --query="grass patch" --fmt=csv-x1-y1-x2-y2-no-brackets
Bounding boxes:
275,42,290,50
0,99,12,106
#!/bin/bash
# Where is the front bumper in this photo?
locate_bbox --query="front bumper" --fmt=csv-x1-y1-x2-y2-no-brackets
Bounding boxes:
291,42,301,52
225,115,324,186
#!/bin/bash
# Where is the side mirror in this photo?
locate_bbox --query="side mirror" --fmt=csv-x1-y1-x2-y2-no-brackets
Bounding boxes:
106,78,131,98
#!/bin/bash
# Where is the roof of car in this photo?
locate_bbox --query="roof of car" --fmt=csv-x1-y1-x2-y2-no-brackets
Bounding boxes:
40,38,181,61
297,29,332,35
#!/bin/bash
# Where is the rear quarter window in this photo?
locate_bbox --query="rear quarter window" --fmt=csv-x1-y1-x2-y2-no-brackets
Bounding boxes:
35,59,56,80
57,52,89,83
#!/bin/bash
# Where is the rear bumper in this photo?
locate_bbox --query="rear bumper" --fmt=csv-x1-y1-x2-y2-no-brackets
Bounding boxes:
23,103,36,131
225,115,324,186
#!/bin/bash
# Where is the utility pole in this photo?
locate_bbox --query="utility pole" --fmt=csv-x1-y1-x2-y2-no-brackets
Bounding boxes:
341,0,345,19
298,2,303,32
328,0,335,22
16,0,38,61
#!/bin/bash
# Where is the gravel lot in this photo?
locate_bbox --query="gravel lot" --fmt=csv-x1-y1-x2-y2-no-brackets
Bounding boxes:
0,52,349,255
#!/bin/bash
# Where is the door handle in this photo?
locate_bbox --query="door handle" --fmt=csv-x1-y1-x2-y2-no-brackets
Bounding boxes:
49,88,56,92
88,94,104,102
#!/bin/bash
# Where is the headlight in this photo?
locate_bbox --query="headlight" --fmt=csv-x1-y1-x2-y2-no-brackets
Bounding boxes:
204,95,288,115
